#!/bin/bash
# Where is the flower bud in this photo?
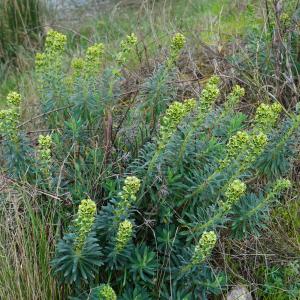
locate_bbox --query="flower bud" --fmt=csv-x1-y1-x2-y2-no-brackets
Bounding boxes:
115,219,133,252
122,176,141,199
227,131,250,159
254,102,282,132
86,43,105,63
98,284,117,300
7,91,21,106
170,33,186,51
199,76,220,113
249,132,268,156
117,33,138,64
224,85,245,111
45,30,67,54
160,101,193,144
191,231,217,265
75,198,97,251
35,52,47,69
183,98,197,113
273,178,291,193
221,179,246,210
0,108,20,140
37,135,52,173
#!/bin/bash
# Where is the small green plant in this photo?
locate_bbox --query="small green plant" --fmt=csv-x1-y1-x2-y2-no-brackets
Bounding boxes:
257,262,300,300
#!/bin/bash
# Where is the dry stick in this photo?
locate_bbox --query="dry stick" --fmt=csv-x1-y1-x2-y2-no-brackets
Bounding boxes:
17,104,74,129
112,89,139,145
2,174,72,205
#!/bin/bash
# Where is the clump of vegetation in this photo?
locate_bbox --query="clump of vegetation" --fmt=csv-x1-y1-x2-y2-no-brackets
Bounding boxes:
0,25,299,299
0,0,43,67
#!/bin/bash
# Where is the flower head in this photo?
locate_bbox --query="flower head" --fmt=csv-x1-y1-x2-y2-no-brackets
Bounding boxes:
116,33,138,64
7,91,21,106
86,43,105,62
38,134,52,149
120,33,138,52
232,85,245,98
249,131,268,156
170,33,186,51
45,29,67,54
121,176,141,200
35,52,47,69
115,176,141,220
37,134,52,164
183,98,197,112
75,198,97,251
0,108,20,140
199,76,220,113
160,101,193,144
115,219,133,252
98,284,117,300
227,131,250,159
254,102,282,132
71,57,85,71
222,179,246,210
224,85,245,112
191,231,217,265
273,178,291,193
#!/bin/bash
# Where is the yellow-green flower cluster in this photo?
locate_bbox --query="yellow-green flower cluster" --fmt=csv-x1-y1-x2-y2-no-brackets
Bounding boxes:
226,131,250,160
120,33,138,53
115,219,133,252
6,91,22,106
75,198,97,251
38,134,52,162
98,284,117,300
159,99,196,147
221,179,246,211
184,98,197,111
35,52,47,69
71,57,85,77
0,109,20,140
85,43,105,74
119,176,141,202
254,102,282,132
117,33,138,64
115,176,141,219
0,92,21,140
191,231,217,265
45,29,67,55
37,134,52,177
69,43,104,84
198,76,220,114
273,178,291,193
35,30,67,71
231,84,245,98
221,130,267,170
167,33,186,67
86,43,105,61
223,85,245,113
170,33,186,52
244,132,268,165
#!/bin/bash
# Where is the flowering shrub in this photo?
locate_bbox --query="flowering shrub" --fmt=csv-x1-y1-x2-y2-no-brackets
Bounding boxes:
1,30,299,299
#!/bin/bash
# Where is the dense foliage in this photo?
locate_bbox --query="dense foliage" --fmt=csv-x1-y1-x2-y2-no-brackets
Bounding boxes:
0,25,299,299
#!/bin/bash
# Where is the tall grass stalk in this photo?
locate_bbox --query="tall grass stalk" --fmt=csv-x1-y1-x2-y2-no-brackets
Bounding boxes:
0,189,63,299
0,0,43,67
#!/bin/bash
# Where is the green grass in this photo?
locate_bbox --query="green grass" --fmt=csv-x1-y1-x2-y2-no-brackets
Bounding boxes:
0,189,65,299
